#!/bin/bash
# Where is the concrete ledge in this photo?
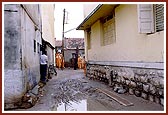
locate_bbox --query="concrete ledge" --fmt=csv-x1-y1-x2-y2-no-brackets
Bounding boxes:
88,61,164,70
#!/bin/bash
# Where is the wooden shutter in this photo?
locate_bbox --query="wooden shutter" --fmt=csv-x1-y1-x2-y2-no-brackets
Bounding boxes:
138,4,154,33
154,4,164,32
103,18,115,46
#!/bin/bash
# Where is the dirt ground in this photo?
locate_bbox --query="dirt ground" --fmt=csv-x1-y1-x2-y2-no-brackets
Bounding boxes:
14,68,164,112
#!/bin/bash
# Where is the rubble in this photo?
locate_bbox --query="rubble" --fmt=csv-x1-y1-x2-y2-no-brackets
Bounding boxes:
16,82,46,109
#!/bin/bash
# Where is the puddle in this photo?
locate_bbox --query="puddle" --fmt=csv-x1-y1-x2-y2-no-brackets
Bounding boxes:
57,100,87,111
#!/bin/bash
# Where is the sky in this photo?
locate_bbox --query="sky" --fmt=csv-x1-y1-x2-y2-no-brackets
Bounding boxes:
54,3,85,40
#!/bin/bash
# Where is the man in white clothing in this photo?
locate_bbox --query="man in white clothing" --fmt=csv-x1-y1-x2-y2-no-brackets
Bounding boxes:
40,51,48,84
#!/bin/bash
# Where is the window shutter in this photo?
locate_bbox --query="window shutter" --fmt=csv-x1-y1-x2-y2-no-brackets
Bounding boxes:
154,4,164,32
138,4,154,33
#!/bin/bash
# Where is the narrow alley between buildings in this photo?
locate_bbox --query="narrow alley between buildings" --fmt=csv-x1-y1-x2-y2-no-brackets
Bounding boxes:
14,68,163,112
3,3,165,113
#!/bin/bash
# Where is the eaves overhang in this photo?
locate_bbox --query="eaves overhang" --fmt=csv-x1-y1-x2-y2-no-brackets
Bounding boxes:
76,4,118,30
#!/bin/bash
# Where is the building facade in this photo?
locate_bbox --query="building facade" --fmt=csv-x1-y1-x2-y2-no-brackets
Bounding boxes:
4,4,42,109
55,38,85,68
64,38,85,67
41,4,55,66
77,4,165,105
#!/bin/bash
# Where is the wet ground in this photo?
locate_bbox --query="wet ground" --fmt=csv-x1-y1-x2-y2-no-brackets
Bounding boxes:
15,68,164,112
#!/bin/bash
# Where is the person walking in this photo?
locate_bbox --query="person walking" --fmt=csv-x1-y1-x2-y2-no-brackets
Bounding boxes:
74,53,78,70
40,51,48,84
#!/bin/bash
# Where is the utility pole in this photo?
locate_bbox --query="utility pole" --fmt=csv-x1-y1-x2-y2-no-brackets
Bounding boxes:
61,9,65,70
62,8,65,57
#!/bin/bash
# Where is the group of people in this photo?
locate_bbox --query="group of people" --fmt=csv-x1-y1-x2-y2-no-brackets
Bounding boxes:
40,50,87,84
55,52,65,69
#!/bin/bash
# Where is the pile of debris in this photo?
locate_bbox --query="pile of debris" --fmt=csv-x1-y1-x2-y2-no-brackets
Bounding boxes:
17,82,45,109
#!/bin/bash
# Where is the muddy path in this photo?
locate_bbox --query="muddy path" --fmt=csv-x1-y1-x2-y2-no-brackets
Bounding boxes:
14,69,164,111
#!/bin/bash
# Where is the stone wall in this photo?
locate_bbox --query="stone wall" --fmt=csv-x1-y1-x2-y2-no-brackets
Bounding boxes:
86,61,164,106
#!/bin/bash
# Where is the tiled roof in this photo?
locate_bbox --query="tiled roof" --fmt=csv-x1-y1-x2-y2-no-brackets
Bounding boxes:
65,38,84,49
55,40,62,47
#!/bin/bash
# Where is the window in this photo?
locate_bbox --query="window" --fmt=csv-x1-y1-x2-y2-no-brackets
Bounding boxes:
102,15,116,46
138,4,164,34
34,40,36,52
154,4,164,32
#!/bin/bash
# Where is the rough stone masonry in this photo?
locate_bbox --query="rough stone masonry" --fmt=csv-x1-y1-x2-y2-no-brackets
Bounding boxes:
86,61,164,106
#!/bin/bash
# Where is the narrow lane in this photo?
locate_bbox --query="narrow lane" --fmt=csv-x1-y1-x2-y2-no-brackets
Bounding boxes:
15,68,164,111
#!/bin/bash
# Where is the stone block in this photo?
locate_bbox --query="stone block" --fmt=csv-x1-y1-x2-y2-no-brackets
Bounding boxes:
143,84,149,92
130,81,136,87
159,79,164,88
129,75,135,81
148,95,154,102
129,88,134,95
160,98,164,106
134,74,140,82
134,90,141,97
152,77,160,86
158,89,164,96
121,77,126,84
155,96,160,104
149,84,156,94
126,80,130,85
116,76,121,83
140,75,148,83
118,88,126,94
136,82,143,90
112,78,117,82
141,92,148,100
